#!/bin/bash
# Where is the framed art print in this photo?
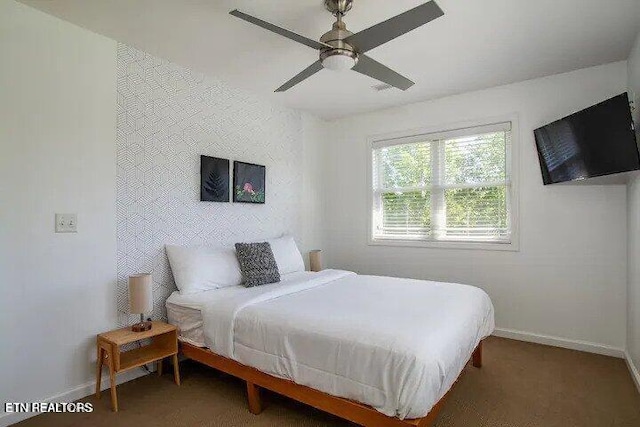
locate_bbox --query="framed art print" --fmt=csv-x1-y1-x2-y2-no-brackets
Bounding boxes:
200,155,230,202
233,161,265,204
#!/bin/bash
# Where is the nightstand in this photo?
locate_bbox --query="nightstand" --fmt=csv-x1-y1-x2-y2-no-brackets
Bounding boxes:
95,321,180,411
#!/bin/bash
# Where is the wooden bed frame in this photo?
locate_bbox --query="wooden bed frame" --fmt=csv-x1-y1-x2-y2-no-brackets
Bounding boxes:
180,340,483,427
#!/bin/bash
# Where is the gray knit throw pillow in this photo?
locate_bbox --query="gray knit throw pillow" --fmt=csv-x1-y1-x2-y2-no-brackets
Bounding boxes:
235,242,280,287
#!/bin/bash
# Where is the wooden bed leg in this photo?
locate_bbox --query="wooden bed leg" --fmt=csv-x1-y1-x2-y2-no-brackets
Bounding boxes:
472,341,483,368
246,381,263,415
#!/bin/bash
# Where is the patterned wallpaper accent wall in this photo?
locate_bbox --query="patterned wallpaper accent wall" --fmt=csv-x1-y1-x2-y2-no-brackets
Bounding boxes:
116,43,305,325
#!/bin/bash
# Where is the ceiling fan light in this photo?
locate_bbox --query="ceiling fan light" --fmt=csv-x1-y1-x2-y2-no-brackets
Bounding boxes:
322,53,357,72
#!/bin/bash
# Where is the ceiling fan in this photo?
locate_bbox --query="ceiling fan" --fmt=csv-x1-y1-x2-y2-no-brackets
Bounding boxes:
229,0,444,92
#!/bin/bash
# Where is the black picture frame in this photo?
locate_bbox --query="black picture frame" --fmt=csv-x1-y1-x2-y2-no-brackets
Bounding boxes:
200,155,230,202
233,161,266,204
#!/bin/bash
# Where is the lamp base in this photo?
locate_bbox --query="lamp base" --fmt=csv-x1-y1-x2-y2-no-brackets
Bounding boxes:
131,321,152,332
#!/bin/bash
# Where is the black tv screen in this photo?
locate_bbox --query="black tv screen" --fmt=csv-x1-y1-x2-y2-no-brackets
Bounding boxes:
533,93,639,185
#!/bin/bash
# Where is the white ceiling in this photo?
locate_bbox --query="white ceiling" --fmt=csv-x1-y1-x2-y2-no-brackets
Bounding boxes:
19,0,640,119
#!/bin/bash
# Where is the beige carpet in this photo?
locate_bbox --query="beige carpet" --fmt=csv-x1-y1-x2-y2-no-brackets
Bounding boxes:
15,337,640,427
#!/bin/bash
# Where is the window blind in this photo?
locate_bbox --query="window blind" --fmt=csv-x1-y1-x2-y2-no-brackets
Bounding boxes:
372,123,512,243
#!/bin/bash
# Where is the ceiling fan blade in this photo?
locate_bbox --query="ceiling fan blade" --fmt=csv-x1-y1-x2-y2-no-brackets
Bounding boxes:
230,10,328,51
275,60,324,92
352,55,414,90
345,1,444,53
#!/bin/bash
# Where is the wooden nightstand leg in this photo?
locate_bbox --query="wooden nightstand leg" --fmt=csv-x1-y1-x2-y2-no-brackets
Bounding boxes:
172,353,180,386
106,349,118,412
95,345,103,398
157,358,163,376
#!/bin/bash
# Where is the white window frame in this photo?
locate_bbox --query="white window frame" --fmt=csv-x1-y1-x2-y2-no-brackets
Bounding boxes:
367,116,520,251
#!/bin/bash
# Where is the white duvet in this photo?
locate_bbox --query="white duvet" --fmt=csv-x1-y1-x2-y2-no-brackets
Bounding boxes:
201,269,494,420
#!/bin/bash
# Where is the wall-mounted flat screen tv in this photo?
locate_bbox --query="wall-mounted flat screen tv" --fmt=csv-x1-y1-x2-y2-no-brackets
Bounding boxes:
533,93,638,185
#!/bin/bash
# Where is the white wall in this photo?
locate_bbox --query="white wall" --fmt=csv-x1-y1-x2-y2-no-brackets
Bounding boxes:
301,114,328,264
115,44,327,325
323,61,630,352
626,31,640,386
0,0,118,422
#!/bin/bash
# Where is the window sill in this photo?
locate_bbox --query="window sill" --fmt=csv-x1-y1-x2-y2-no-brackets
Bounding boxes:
368,237,519,251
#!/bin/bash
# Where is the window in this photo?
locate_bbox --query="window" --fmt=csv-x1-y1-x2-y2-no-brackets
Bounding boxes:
370,122,515,248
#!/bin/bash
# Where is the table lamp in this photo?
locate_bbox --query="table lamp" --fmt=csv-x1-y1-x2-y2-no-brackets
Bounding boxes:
309,250,322,272
129,274,153,332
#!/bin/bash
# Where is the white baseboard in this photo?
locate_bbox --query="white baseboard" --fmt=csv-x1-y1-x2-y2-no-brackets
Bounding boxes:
625,351,640,394
493,327,625,358
0,368,149,427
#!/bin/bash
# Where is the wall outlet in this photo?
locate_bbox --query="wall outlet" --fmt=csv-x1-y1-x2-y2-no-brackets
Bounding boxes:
55,213,77,233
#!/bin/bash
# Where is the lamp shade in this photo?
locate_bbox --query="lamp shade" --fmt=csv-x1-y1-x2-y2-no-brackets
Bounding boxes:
129,274,153,314
309,250,322,272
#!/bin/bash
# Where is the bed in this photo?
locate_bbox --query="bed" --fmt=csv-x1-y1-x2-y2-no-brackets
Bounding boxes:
166,267,494,426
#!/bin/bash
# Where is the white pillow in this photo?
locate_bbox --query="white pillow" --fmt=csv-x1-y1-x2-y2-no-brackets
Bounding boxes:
166,245,242,294
267,236,305,275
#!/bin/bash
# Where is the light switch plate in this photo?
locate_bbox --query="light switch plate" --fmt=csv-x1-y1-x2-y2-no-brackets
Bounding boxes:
55,213,77,233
